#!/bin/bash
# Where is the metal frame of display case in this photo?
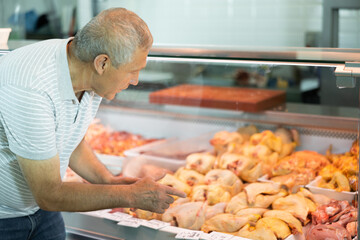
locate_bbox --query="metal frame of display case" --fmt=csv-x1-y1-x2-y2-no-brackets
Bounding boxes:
1,42,360,240
322,0,360,48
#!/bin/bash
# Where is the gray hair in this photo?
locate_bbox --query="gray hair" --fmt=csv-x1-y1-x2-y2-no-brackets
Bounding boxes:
73,8,153,68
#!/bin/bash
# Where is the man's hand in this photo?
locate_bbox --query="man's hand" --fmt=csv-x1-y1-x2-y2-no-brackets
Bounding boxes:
110,170,167,185
111,176,139,184
130,176,186,214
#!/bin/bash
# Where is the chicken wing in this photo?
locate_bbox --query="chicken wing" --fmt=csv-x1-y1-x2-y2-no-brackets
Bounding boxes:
244,182,281,204
263,210,302,234
256,217,291,239
225,192,249,214
252,189,288,208
238,224,277,240
236,208,268,217
241,162,263,183
272,193,309,223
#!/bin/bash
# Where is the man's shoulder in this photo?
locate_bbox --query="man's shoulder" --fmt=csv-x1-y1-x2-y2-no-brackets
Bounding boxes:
0,39,65,87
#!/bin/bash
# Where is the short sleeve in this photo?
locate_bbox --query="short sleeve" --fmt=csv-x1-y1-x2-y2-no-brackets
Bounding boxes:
0,85,57,160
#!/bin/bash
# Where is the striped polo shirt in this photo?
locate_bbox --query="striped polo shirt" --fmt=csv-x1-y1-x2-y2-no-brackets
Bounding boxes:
0,38,102,218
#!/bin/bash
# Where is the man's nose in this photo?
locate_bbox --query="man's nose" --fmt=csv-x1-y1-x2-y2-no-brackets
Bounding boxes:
130,78,139,86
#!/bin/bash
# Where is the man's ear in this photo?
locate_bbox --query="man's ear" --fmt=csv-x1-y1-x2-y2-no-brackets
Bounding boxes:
94,54,110,75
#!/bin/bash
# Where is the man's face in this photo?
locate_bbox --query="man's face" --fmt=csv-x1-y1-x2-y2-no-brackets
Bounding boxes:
94,48,149,100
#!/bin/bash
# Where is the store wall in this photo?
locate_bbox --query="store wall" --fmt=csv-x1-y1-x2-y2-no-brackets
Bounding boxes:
0,0,76,38
91,0,360,48
2,0,359,48
96,0,323,47
339,9,360,48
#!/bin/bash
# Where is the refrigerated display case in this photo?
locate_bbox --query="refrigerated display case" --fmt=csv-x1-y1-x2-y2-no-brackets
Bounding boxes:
1,43,359,240
64,45,360,240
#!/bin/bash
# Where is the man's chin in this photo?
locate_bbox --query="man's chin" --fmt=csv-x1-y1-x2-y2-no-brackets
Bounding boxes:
104,94,116,101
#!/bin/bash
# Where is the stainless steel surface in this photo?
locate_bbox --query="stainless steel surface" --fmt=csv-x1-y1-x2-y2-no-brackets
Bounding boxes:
2,40,360,63
63,212,177,240
66,227,124,240
147,56,344,67
150,45,360,63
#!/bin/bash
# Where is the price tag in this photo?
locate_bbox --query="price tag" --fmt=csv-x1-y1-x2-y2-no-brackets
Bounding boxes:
141,219,171,230
229,236,249,240
175,230,203,239
80,209,109,218
207,232,234,240
102,212,132,222
117,218,146,228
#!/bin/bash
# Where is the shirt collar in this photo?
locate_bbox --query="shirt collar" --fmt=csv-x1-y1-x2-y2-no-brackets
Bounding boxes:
56,37,77,101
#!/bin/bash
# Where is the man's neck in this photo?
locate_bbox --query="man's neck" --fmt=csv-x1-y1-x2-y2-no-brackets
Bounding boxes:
66,41,92,95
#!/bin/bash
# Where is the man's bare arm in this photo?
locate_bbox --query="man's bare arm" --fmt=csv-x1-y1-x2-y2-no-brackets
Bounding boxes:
69,138,137,184
17,154,186,213
68,138,114,184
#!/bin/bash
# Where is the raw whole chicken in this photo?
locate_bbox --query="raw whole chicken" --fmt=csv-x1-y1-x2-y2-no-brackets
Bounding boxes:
158,174,192,195
272,150,329,176
191,184,232,205
204,169,242,189
210,131,244,155
174,167,205,186
241,144,272,163
218,152,253,177
204,169,243,195
185,152,216,174
162,202,207,230
252,189,288,208
207,184,232,205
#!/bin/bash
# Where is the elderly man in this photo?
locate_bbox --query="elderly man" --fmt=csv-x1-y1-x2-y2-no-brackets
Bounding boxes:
0,7,185,239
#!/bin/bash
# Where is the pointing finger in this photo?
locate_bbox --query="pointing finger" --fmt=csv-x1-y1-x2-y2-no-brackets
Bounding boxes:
164,185,187,198
152,171,167,181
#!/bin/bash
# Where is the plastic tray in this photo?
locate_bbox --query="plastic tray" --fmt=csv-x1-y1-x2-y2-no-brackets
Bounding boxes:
0,28,11,47
306,176,357,202
124,131,216,161
122,155,186,176
123,138,174,158
96,153,124,175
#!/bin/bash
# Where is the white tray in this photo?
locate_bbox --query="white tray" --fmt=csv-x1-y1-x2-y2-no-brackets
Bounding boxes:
122,155,186,175
123,138,175,158
306,176,357,202
124,131,216,161
96,153,124,175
